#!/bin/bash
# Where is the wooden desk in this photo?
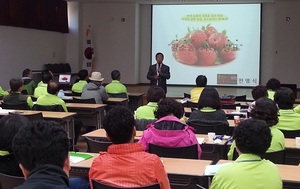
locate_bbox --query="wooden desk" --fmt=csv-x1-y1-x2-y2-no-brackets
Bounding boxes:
217,159,300,187
66,103,106,129
128,92,145,111
83,129,230,146
70,153,212,187
71,154,211,176
0,109,76,148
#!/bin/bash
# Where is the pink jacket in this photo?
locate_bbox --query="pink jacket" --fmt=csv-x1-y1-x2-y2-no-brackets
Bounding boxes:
138,116,202,159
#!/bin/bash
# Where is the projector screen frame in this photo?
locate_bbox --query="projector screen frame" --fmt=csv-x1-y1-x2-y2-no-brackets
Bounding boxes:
150,3,262,87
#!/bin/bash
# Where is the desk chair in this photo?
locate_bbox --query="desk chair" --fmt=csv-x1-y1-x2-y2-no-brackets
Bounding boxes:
279,129,300,138
187,120,229,135
183,93,191,99
9,112,43,121
108,92,128,98
234,95,247,101
0,172,24,189
221,103,241,109
85,137,112,153
135,119,155,131
186,101,198,109
1,102,30,110
263,150,286,164
233,148,286,164
32,104,65,112
92,179,160,189
148,143,198,159
72,97,96,104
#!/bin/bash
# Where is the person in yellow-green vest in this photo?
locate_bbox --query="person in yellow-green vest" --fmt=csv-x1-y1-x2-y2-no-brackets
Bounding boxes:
34,70,53,98
274,87,300,131
228,97,285,160
72,69,88,94
22,68,37,95
211,119,282,189
105,70,128,98
190,75,207,103
3,78,34,109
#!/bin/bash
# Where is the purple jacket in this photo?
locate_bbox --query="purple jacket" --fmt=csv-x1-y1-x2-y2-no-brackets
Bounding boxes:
138,116,202,159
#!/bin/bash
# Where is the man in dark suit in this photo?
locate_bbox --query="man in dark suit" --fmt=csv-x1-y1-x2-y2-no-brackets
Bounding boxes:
147,52,170,94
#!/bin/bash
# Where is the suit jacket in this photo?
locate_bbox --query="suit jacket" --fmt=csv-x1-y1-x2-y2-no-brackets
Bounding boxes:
147,63,170,94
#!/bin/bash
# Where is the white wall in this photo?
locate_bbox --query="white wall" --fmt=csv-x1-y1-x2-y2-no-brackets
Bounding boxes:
80,3,139,84
0,26,67,89
273,0,300,85
66,1,80,71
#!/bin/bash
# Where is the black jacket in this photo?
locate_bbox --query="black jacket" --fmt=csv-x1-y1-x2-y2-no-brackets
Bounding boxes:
14,164,69,189
147,63,170,94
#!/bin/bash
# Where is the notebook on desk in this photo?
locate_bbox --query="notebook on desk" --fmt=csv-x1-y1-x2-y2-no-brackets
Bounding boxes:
204,162,233,176
70,152,93,164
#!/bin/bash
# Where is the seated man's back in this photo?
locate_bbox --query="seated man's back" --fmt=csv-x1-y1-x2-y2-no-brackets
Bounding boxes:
36,81,67,112
3,78,33,109
105,70,127,97
81,72,109,104
89,106,170,189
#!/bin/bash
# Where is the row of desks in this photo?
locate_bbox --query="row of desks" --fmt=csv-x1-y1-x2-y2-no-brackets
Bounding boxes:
82,129,300,150
70,153,300,188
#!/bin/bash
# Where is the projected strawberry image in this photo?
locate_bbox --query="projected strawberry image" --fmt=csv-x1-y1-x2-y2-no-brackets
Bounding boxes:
170,25,238,67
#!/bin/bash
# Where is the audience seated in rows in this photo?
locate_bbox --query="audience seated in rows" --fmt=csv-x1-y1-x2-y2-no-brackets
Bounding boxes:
89,106,170,189
22,68,37,95
190,75,207,103
247,85,268,113
0,115,29,177
105,70,128,98
227,97,285,160
211,119,282,189
81,72,109,104
72,69,89,94
138,97,202,159
3,78,34,109
187,87,229,132
266,78,281,100
274,87,300,131
135,86,165,120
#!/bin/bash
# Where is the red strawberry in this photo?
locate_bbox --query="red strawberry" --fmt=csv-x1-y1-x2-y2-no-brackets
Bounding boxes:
205,26,217,37
207,32,227,49
220,48,236,63
175,43,198,65
197,48,217,66
190,30,207,47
